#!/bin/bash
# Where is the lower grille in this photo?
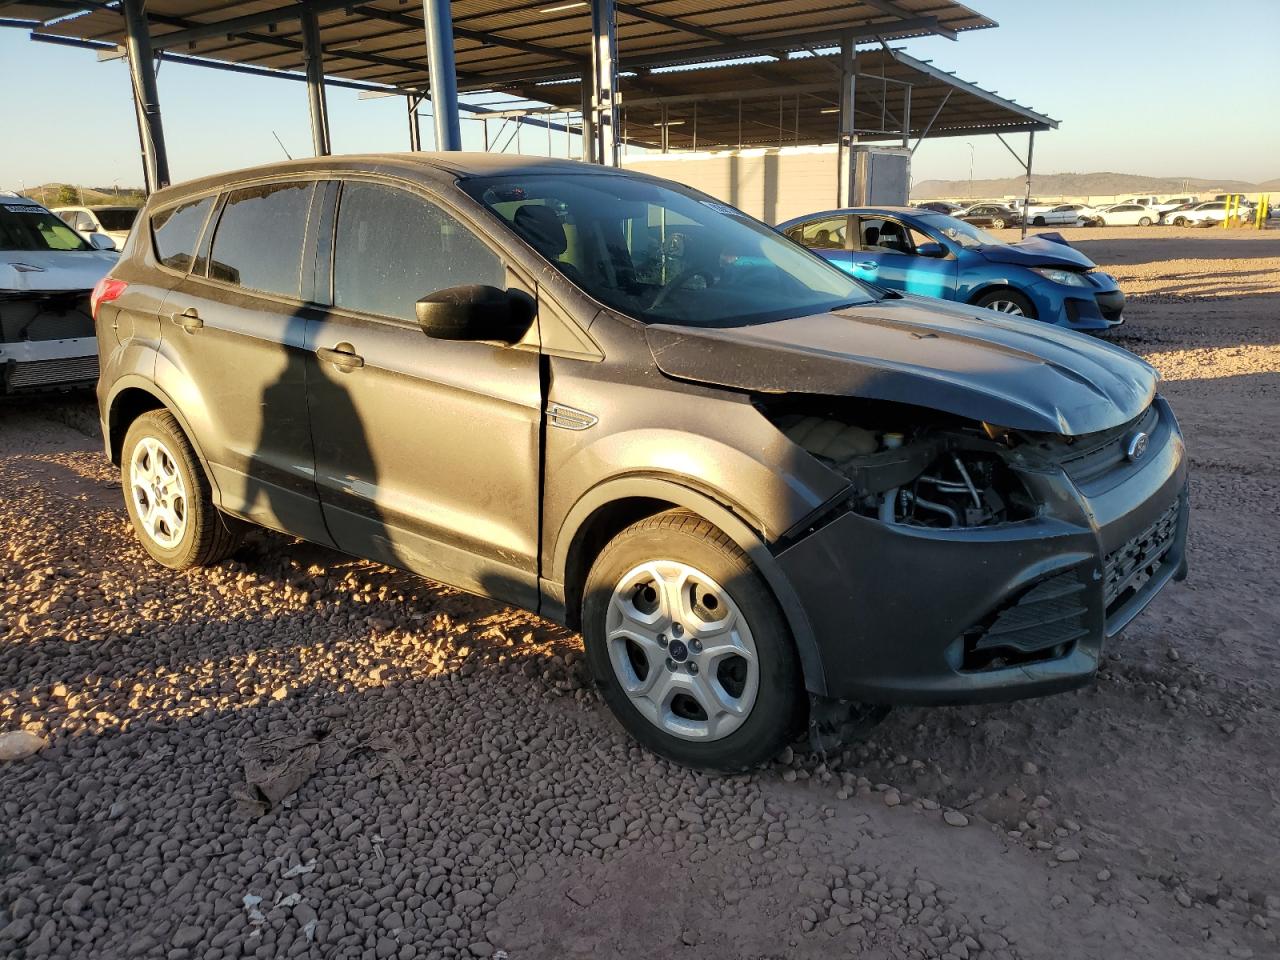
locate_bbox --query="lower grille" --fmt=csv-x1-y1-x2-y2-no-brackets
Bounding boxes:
5,356,99,390
961,571,1089,671
1104,499,1181,614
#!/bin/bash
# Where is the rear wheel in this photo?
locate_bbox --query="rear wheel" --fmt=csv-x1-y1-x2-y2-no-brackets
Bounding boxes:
122,410,241,569
991,218,1006,229
973,288,1036,319
582,511,803,770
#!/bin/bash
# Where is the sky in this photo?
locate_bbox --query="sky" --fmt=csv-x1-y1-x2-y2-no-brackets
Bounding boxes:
1,0,1278,193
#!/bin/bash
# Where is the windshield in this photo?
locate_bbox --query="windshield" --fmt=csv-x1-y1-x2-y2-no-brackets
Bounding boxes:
0,202,91,252
461,174,876,326
95,208,139,231
912,212,1001,249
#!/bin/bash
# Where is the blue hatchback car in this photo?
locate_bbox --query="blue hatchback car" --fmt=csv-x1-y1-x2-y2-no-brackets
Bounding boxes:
778,206,1124,331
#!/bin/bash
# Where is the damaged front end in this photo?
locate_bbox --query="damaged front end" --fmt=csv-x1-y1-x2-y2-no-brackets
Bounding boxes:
0,290,99,395
758,393,1189,737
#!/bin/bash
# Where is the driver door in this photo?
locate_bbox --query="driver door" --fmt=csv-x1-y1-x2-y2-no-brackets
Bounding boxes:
852,216,959,299
305,179,543,609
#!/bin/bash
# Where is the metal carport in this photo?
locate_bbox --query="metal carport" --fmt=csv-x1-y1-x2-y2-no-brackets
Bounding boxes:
2,0,995,192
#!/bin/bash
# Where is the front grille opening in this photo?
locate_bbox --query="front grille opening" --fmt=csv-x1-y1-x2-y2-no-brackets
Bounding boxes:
1104,499,1180,617
959,571,1089,672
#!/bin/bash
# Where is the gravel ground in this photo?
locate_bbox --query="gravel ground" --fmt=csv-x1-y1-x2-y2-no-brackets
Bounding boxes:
2,225,1278,960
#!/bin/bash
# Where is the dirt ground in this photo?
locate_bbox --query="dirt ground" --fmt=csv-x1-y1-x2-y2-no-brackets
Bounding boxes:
1,225,1278,960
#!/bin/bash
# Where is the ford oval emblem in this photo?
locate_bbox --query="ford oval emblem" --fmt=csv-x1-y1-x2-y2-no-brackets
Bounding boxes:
1126,432,1149,461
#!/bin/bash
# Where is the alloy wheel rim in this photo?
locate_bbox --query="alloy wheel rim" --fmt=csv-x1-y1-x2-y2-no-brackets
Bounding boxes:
130,436,188,549
605,560,759,742
986,300,1025,316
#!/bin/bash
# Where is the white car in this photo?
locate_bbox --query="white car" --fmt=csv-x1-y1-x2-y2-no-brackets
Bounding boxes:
1029,203,1101,226
1093,203,1159,226
0,194,117,394
1164,201,1233,227
51,205,140,250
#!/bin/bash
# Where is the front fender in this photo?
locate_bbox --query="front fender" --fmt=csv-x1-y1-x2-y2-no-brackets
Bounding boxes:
550,473,830,696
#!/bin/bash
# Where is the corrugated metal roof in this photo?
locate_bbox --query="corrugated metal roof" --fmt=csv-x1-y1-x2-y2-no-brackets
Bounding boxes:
490,46,1056,149
27,0,995,91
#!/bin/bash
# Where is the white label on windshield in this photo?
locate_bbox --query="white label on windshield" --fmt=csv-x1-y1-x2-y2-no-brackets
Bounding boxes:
3,204,47,214
699,200,746,218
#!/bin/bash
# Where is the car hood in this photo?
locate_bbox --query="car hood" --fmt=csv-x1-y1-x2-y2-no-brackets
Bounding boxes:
974,234,1095,270
645,296,1157,436
0,249,118,293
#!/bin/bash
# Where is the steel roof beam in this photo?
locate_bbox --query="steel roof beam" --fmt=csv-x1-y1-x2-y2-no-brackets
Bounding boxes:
860,0,957,40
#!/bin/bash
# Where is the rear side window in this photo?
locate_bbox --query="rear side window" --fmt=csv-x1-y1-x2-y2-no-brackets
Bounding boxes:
332,181,503,322
786,216,847,250
207,181,314,297
152,197,213,272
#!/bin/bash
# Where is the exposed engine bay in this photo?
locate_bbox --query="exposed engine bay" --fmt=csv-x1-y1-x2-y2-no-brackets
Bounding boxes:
762,398,1042,529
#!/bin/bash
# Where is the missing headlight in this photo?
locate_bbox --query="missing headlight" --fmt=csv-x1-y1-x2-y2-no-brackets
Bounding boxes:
883,450,1036,527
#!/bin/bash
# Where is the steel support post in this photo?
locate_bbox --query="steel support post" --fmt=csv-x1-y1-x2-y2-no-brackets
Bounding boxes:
837,35,858,207
422,0,462,150
901,83,912,148
407,95,422,150
301,5,331,156
122,0,170,192
1021,130,1035,239
580,73,595,162
589,0,619,166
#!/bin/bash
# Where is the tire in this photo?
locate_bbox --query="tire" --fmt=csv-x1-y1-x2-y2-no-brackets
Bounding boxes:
1173,217,1187,227
1095,217,1107,227
973,288,1037,319
991,218,1006,229
121,409,242,570
582,510,803,771
1138,216,1153,226
1032,216,1045,226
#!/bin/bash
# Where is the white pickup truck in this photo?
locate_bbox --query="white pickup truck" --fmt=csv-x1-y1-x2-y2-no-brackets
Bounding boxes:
0,194,117,395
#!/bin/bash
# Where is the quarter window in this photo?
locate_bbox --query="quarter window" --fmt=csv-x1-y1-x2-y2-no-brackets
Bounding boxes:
152,196,214,272
207,181,314,296
332,181,503,322
786,216,847,250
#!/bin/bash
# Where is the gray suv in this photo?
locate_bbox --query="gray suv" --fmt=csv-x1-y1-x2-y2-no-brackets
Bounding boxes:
94,155,1189,770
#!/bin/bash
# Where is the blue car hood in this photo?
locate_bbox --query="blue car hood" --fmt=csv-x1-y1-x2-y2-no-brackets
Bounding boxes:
975,234,1095,270
646,296,1156,436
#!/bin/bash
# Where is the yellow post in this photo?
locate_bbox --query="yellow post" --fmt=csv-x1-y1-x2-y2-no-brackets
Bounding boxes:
1224,194,1234,229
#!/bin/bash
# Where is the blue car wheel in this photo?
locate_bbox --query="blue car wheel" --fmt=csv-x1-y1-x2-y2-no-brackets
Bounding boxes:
973,289,1036,318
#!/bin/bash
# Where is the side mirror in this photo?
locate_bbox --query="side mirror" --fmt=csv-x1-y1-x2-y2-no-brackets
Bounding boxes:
88,233,117,251
415,285,534,344
916,242,946,258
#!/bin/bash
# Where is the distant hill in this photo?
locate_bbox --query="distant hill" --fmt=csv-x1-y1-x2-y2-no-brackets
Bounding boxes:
10,183,145,207
914,171,1270,200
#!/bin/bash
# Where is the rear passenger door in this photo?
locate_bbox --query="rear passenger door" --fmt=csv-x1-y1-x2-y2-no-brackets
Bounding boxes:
157,179,332,544
305,179,543,608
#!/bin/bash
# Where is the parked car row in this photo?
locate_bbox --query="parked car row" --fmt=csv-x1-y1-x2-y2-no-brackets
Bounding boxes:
917,195,1260,228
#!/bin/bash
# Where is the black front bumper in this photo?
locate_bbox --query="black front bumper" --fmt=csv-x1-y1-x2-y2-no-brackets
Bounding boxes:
777,397,1188,705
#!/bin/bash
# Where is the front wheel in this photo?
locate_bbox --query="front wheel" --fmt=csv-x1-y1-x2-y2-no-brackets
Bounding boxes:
1033,216,1046,226
1138,216,1153,226
122,410,242,569
991,218,1006,229
582,511,803,771
973,288,1037,319
1172,217,1187,226
1095,217,1107,227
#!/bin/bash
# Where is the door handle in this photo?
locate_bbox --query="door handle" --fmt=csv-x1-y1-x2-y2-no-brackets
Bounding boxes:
172,307,202,331
316,343,364,369
855,261,879,271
